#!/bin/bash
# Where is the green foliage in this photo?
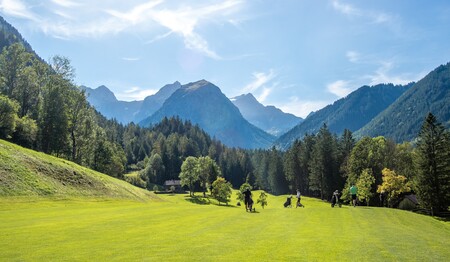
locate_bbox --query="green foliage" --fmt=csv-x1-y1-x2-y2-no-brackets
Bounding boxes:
12,116,37,147
179,156,200,196
0,94,18,138
415,113,450,212
356,169,375,206
256,191,268,209
377,168,411,207
211,177,232,205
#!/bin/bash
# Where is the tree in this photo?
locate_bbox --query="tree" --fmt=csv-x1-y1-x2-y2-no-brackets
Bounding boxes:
211,176,232,205
377,168,411,207
179,156,200,196
257,191,268,209
143,153,165,186
309,124,337,200
197,156,221,197
356,169,375,206
12,116,37,147
0,94,19,139
415,113,450,213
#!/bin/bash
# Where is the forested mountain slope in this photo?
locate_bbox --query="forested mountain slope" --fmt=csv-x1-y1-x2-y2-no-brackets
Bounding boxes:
276,83,411,149
356,62,450,142
140,80,275,149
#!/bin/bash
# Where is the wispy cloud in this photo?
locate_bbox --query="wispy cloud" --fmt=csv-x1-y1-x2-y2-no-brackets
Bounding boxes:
277,96,329,119
332,0,394,25
327,80,353,97
116,86,158,101
366,61,422,85
51,0,82,8
0,0,37,20
122,57,140,61
243,70,276,93
9,0,244,59
346,50,360,63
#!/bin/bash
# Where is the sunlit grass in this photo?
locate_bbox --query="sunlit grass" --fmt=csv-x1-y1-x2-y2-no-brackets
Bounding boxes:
0,193,448,261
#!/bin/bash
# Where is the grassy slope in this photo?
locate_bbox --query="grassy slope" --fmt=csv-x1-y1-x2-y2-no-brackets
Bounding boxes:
0,192,448,261
0,139,158,201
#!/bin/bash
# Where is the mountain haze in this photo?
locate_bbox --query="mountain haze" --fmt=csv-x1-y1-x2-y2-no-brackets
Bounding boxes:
83,81,181,124
231,93,302,137
356,62,450,142
276,83,412,149
140,80,275,149
83,85,142,123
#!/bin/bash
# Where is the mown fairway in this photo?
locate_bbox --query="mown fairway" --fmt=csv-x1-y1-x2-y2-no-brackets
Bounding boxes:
0,193,449,261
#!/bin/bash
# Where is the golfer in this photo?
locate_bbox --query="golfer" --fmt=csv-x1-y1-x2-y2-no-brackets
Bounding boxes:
350,184,358,207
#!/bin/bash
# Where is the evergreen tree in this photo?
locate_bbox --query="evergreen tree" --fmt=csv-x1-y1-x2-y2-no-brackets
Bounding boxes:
309,124,337,200
415,113,450,212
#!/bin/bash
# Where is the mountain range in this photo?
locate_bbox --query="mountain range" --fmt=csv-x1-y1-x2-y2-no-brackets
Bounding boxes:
2,15,449,150
230,93,303,136
139,80,275,149
275,83,413,149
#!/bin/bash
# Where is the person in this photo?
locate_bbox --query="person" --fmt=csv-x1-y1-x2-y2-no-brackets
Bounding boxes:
243,188,252,212
380,190,386,207
331,190,341,207
296,189,304,208
350,184,358,207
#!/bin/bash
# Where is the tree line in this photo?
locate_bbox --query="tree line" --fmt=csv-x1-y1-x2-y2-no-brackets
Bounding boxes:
1,43,448,213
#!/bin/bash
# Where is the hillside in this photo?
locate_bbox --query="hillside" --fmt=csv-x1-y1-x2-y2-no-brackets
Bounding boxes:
231,93,302,137
0,139,157,201
276,83,411,149
0,16,34,54
356,62,450,142
140,80,275,149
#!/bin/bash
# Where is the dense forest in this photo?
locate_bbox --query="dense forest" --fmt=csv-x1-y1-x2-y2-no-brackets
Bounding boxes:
0,43,449,213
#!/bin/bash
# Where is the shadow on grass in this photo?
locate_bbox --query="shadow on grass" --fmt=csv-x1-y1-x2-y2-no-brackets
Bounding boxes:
185,196,210,205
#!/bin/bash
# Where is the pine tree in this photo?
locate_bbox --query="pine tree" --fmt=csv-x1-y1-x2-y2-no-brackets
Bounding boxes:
415,113,450,213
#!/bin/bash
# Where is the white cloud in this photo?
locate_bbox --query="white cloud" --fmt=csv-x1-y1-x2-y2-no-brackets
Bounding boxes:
243,70,276,93
116,86,158,101
0,0,37,20
332,0,393,24
366,61,422,85
327,80,353,97
332,0,360,17
122,57,140,61
51,0,82,8
256,87,272,103
14,0,244,59
346,50,360,63
277,96,329,119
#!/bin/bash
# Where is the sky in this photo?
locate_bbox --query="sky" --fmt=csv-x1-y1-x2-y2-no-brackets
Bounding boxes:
1,0,450,118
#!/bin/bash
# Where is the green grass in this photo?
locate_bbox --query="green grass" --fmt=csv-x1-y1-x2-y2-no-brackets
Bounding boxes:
0,193,448,261
0,139,156,201
1,139,449,261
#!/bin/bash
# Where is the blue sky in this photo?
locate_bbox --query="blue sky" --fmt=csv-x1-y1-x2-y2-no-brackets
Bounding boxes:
1,0,449,118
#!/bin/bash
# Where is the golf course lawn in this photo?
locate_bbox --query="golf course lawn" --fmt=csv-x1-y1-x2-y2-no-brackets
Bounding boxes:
0,193,449,261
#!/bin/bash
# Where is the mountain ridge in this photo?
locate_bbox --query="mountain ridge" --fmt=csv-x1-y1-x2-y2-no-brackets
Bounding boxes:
231,93,302,137
140,80,275,149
